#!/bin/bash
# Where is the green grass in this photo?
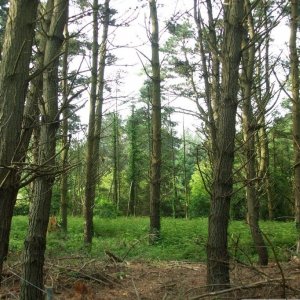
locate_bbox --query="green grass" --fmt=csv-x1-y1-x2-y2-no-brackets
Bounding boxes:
9,216,298,263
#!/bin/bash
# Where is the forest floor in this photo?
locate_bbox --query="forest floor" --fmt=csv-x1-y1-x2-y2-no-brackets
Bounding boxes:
1,256,300,299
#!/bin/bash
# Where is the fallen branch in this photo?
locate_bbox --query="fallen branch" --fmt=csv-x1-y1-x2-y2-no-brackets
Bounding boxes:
105,250,123,263
45,262,120,287
189,278,293,300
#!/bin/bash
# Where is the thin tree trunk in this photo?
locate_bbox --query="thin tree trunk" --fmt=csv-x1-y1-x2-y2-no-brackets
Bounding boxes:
21,0,68,298
171,126,177,219
128,106,137,216
290,0,300,254
183,118,189,219
241,0,268,266
194,0,219,155
256,0,274,220
0,0,38,280
60,16,70,233
262,1,273,219
207,0,244,290
84,0,99,244
113,111,120,208
84,0,109,244
149,0,161,244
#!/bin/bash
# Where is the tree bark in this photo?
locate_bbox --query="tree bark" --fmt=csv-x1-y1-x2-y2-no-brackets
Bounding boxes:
207,0,244,290
113,111,120,208
84,0,99,244
183,119,189,219
84,0,109,244
60,14,70,233
194,0,219,157
256,0,274,220
0,0,38,280
149,0,162,244
290,0,300,254
171,126,177,218
128,106,137,216
21,0,68,298
241,0,268,266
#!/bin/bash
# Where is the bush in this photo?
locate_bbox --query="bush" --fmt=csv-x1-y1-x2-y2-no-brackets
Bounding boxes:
94,198,119,218
14,196,30,216
189,169,210,217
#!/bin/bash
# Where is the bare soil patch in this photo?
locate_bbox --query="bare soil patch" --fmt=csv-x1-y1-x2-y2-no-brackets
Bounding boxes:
1,257,300,299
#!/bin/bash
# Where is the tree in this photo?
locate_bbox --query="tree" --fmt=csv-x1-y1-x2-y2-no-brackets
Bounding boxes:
206,0,244,290
60,7,70,233
0,0,38,280
256,0,274,220
182,119,189,218
127,105,138,216
240,0,268,265
21,0,68,297
84,0,110,244
112,109,120,209
149,0,162,243
289,0,300,254
84,0,100,244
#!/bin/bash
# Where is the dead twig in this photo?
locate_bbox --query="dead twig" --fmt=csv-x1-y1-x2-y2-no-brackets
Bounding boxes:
45,262,120,287
105,250,123,263
189,278,292,300
260,230,287,298
131,278,141,300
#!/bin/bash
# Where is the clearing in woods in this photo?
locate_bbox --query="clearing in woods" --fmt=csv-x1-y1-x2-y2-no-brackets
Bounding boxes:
2,217,300,299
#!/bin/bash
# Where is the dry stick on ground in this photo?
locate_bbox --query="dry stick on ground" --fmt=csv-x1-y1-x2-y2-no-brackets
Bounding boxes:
106,237,143,263
104,250,123,263
78,259,96,272
189,278,294,300
131,278,141,300
122,239,142,261
45,262,120,286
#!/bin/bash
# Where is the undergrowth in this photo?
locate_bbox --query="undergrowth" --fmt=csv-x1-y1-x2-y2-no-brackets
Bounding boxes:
9,216,297,263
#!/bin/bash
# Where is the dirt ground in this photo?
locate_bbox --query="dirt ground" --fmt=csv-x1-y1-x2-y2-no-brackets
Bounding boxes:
1,256,300,299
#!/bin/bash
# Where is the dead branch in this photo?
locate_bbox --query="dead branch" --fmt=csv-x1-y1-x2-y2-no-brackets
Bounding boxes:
190,278,293,300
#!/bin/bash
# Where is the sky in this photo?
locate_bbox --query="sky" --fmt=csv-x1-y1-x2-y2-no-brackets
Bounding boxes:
69,0,290,136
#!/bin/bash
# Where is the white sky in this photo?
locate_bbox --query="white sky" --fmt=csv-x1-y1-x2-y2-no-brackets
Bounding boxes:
69,0,290,135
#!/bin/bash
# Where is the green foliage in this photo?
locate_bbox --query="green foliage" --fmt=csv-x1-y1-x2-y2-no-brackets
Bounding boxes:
51,184,62,215
265,114,293,219
230,188,247,220
9,216,298,264
14,190,30,216
14,199,30,216
189,168,210,217
94,198,119,218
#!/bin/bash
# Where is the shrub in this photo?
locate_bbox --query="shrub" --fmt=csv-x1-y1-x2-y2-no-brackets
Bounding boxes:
94,198,119,218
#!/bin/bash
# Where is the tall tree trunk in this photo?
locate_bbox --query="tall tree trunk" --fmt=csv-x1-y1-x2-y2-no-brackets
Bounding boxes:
257,0,274,220
149,0,161,244
60,15,70,233
207,0,244,290
241,0,268,266
128,106,137,216
290,0,300,254
183,119,189,219
84,0,99,244
194,0,220,155
0,0,38,280
84,0,109,244
171,126,177,219
113,111,120,208
21,0,68,298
